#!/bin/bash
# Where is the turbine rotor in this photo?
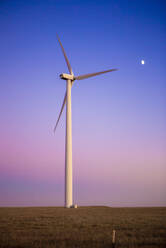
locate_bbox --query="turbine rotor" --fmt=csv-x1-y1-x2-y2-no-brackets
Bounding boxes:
54,35,118,132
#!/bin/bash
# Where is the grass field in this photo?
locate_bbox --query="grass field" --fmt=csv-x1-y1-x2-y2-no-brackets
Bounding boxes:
0,206,165,248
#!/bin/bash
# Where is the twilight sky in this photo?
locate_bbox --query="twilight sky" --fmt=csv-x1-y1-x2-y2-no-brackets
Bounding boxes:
0,0,166,207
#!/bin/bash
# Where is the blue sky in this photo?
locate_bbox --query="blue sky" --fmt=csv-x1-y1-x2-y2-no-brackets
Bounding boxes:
0,0,165,206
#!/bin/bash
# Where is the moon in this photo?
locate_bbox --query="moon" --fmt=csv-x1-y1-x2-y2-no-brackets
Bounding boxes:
141,60,145,65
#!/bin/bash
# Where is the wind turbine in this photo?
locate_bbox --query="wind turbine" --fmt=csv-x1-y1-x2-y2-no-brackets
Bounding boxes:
54,35,117,208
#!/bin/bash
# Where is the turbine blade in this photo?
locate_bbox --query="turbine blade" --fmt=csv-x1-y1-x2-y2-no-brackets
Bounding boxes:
74,68,117,80
57,35,73,75
54,92,67,132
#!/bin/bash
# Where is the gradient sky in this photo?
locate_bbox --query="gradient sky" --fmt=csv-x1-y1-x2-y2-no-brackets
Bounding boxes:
0,0,166,207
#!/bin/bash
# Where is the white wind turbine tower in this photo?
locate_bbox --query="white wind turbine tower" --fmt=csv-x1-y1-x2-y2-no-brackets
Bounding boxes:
54,35,117,208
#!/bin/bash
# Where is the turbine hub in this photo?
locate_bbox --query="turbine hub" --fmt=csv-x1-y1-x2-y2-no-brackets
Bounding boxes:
60,73,74,81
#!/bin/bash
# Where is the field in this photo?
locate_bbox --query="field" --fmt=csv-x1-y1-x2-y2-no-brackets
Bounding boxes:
0,206,165,248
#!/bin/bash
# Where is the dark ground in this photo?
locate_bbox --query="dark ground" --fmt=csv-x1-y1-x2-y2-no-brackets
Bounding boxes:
0,206,166,248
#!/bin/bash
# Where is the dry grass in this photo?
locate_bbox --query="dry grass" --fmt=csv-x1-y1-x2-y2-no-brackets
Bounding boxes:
0,206,165,248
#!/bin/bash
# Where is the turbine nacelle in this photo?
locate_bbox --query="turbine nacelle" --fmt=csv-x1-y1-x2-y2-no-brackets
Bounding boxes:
60,73,74,81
